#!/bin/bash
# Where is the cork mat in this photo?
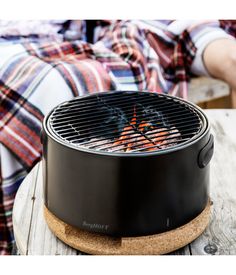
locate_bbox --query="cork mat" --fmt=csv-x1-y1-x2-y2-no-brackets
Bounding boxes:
44,201,211,255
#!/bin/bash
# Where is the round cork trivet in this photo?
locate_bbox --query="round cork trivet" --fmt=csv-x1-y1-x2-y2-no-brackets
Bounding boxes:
44,201,211,255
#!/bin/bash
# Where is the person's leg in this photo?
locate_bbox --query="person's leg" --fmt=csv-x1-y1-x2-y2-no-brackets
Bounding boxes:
203,38,236,91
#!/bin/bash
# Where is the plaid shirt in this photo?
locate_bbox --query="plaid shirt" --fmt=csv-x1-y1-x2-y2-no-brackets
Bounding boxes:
0,20,235,254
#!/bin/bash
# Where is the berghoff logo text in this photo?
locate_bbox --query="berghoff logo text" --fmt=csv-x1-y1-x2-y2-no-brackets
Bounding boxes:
82,221,109,231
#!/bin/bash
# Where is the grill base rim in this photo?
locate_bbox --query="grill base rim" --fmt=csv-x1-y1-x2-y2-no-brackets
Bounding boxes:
44,200,211,255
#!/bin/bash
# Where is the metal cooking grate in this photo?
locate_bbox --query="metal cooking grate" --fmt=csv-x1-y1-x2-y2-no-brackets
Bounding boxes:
47,91,205,154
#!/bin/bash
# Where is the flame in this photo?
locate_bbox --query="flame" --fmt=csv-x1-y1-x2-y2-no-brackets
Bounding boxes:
113,106,169,152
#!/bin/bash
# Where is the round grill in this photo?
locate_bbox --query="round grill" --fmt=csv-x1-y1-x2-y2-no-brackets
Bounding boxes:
47,91,207,154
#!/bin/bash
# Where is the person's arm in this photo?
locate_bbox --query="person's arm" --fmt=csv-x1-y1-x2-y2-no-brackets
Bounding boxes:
203,38,236,91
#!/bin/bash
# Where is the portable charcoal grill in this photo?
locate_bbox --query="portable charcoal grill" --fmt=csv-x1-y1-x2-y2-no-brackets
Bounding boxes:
41,91,214,239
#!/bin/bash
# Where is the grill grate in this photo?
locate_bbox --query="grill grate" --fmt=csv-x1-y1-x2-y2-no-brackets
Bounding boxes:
47,91,206,154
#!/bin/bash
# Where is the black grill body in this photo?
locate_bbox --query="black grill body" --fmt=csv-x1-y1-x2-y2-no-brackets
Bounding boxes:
42,91,214,237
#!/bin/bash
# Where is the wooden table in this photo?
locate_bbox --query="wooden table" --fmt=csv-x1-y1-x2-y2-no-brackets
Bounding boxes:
12,109,236,255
